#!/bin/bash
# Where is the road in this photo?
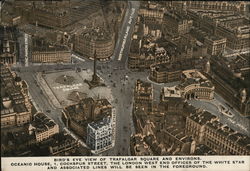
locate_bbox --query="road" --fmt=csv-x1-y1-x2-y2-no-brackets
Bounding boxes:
188,93,250,136
18,69,64,129
12,0,140,156
12,0,250,156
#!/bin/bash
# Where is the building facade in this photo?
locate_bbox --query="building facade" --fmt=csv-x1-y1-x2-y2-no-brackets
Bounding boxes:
204,36,227,56
86,116,112,152
186,111,250,155
29,112,59,142
149,63,182,83
160,86,185,113
31,38,71,63
149,58,208,84
1,64,32,128
134,79,153,112
178,70,215,100
0,26,17,65
62,97,112,140
31,5,71,28
162,11,193,37
74,27,115,61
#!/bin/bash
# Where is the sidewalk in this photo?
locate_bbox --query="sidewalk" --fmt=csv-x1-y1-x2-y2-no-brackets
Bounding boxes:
36,72,62,109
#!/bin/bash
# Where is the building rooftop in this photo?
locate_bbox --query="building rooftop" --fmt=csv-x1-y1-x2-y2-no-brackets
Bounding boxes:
88,116,111,130
189,110,217,125
153,63,181,72
178,70,214,89
205,35,226,42
163,86,181,98
64,97,112,124
164,10,191,23
79,27,113,42
194,144,217,155
1,64,29,116
32,37,70,52
32,112,57,134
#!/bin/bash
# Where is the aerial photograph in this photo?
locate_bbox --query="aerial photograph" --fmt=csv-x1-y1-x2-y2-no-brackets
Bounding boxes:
1,0,250,158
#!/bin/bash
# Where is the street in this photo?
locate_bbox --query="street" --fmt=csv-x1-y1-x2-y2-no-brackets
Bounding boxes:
10,0,250,156
12,0,140,156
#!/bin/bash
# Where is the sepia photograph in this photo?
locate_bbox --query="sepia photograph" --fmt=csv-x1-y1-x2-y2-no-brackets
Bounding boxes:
1,0,250,170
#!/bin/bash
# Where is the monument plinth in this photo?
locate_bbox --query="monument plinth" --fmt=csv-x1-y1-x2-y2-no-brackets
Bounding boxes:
85,51,105,89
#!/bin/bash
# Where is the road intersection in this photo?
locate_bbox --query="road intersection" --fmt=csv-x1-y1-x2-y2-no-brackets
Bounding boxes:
11,1,250,156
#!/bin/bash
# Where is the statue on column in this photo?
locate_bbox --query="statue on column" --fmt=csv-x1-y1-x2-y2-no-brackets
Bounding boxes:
84,50,105,89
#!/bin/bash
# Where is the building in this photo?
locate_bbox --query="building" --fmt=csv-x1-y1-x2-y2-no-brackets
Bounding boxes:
1,64,32,128
29,112,59,142
0,26,17,65
162,11,193,37
49,133,80,156
178,70,215,100
167,1,248,14
184,1,248,13
134,80,153,112
128,38,170,71
139,1,165,23
187,9,250,51
149,58,208,84
156,69,214,101
30,4,72,29
86,116,112,152
149,63,182,83
130,134,153,156
74,27,115,61
204,35,227,56
62,97,112,139
186,110,217,143
160,86,185,113
209,54,250,117
186,110,250,155
216,24,250,51
31,38,71,63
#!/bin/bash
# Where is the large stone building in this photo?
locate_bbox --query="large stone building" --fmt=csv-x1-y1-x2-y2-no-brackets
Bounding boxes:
29,112,59,142
178,70,215,100
1,64,32,128
128,40,170,71
30,3,72,29
62,97,112,140
204,35,227,56
158,69,214,101
186,110,250,155
209,53,250,117
134,80,153,113
160,86,185,113
74,27,115,61
31,38,71,63
149,63,182,83
162,11,193,37
49,133,80,156
149,58,206,83
169,1,248,13
216,23,250,51
128,28,206,71
0,26,17,65
139,1,165,23
86,116,113,153
149,58,208,84
187,9,250,51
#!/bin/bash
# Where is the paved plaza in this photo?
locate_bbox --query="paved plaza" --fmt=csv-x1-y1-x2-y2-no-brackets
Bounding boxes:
41,69,114,108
